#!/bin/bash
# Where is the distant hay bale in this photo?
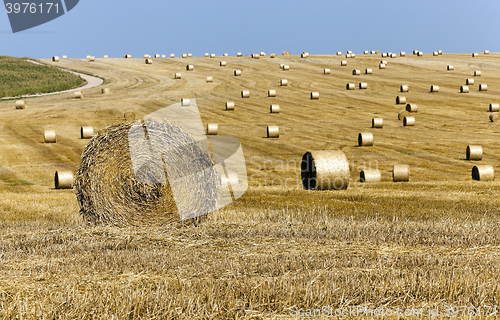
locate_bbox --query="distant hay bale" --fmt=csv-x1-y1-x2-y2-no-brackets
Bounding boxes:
489,113,499,122
206,123,218,135
398,110,410,120
234,70,241,76
270,104,280,113
52,56,59,62
55,171,74,189
161,55,166,58
372,118,383,128
88,56,95,62
181,98,190,106
403,116,415,126
260,52,266,56
472,165,494,181
310,92,319,99
364,50,369,54
358,132,374,146
381,53,387,57
438,50,443,55
267,126,279,138
174,73,181,79
359,82,368,89
484,50,490,54
182,53,188,58
282,65,290,70
346,83,355,90
237,52,242,57
347,50,352,54
170,54,175,58
417,51,423,56
489,103,499,112
474,71,481,76
73,91,83,99
433,51,438,56
188,53,192,57
345,54,352,58
144,54,151,59
206,76,213,83
282,51,290,55
447,65,454,71
337,51,342,56
186,64,194,71
268,89,276,97
391,53,397,58
352,69,361,75
124,111,136,121
62,55,67,59
340,60,347,66
241,90,250,98
81,126,94,139
472,53,479,57
413,50,418,55
101,88,110,94
461,86,469,93
396,96,406,104
204,53,209,57
393,165,409,182
155,54,160,58
145,58,153,64
44,130,57,143
301,53,308,58
15,100,26,109
466,79,474,85
466,145,483,161
479,84,488,91
279,64,284,69
360,169,381,183
280,79,288,86
225,102,235,110
430,85,439,92
406,103,418,112
301,150,349,190
220,61,226,66
124,54,132,58
103,55,109,58
324,68,331,74
251,53,260,59
379,64,386,69
365,68,372,74
400,85,409,92
400,52,406,56
380,60,387,65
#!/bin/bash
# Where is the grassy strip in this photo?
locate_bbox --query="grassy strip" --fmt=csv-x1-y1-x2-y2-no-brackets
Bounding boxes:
0,55,85,98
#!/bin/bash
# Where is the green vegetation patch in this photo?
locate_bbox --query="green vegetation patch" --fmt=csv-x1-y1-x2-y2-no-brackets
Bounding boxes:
0,56,85,98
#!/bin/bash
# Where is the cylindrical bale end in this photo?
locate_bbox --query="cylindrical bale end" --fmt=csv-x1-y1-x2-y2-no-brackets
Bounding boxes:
479,84,488,91
474,71,481,76
461,86,470,93
270,104,280,113
220,61,226,66
365,68,372,74
241,90,250,98
359,82,367,89
186,65,194,71
301,150,349,190
174,73,182,79
393,165,409,182
44,130,57,143
358,132,374,146
340,61,347,66
400,85,409,92
406,103,418,113
472,165,494,181
234,70,242,76
489,103,499,112
280,79,288,86
80,126,94,139
430,85,439,92
346,83,355,90
447,65,454,70
352,69,361,75
403,116,415,126
324,68,331,74
379,64,386,69
398,110,410,121
268,89,276,97
206,123,218,135
400,52,406,56
225,101,235,110
466,79,474,85
206,76,213,83
101,88,110,94
466,145,483,161
396,96,406,104
145,59,153,64
372,118,383,128
55,171,74,189
360,169,381,183
310,92,319,99
267,126,279,138
52,56,59,62
73,91,83,99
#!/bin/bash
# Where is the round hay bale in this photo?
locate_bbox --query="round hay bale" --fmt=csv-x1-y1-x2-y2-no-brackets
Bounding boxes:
62,55,67,59
301,150,349,190
472,53,479,57
155,54,160,58
144,54,151,59
81,126,94,139
417,51,423,56
403,116,415,126
162,55,166,58
237,52,242,57
393,165,409,182
225,101,235,110
396,96,406,104
391,53,397,58
206,76,213,83
466,145,483,161
345,53,352,58
484,50,490,54
241,90,250,98
55,171,74,189
413,50,418,55
223,53,228,57
234,70,241,76
124,111,136,121
479,84,488,91
270,104,280,113
220,61,226,67
346,83,355,90
372,118,383,128
474,71,481,76
400,85,409,92
86,55,91,59
124,54,132,58
310,92,319,99
365,68,372,74
358,132,374,146
433,51,439,56
73,91,83,99
188,53,192,57
267,126,279,138
186,65,193,71
15,100,26,109
282,65,290,71
364,50,369,55
340,60,347,66
182,53,188,58
381,53,387,58
466,79,474,85
371,50,376,54
461,85,470,93
174,73,181,79
489,113,499,122
268,89,276,97
489,103,499,112
206,123,218,135
251,53,260,59
400,51,406,56
360,169,381,183
438,50,443,55
447,65,454,71
398,110,410,121
260,52,266,56
337,51,342,56
74,120,218,225
301,53,308,58
145,58,153,64
204,53,209,57
472,165,494,181
324,68,331,74
283,51,291,56
380,60,387,65
347,50,352,54
102,88,110,94
89,56,96,62
352,69,361,75
430,85,439,92
52,56,59,62
280,79,288,86
379,64,386,69
44,130,57,143
359,82,368,89
170,54,175,58
181,98,190,106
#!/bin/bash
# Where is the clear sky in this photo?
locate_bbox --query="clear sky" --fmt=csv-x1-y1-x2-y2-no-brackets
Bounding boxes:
1,0,499,59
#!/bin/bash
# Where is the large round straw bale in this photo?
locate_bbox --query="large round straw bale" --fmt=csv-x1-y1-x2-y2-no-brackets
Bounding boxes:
484,50,490,54
351,53,356,58
170,54,175,58
182,53,188,58
345,54,352,58
237,52,242,57
102,88,110,94
124,111,136,121
489,113,499,122
406,103,418,112
301,53,308,58
359,82,368,89
52,56,59,62
234,69,242,76
430,85,439,92
174,73,181,79
364,50,369,55
372,118,383,128
324,68,331,74
88,56,95,62
206,123,218,135
489,103,499,112
352,69,361,75
391,53,397,58
260,52,266,56
396,96,406,104
337,51,342,55
346,83,355,90
403,116,415,126
283,51,291,56
371,50,376,54
220,61,226,66
280,79,288,86
74,120,218,225
358,132,373,146
381,53,387,57
55,171,73,189
124,54,131,58
251,53,260,59
223,53,228,57
206,76,213,83
466,145,483,161
472,165,494,181
438,50,443,55
162,55,166,58
270,104,280,113
225,101,235,110
360,169,381,183
282,65,290,70
62,55,67,59
188,53,192,57
472,53,479,57
413,50,418,55
241,90,250,98
380,60,387,65
301,150,349,190
81,126,94,139
267,126,279,138
186,64,193,71
447,65,454,71
268,89,276,97
44,130,57,143
400,51,406,56
340,60,347,66
15,100,26,109
466,79,474,85
474,71,481,76
181,98,190,106
310,92,319,99
144,54,151,59
461,85,469,93
204,53,209,57
433,51,439,56
210,53,216,58
365,68,372,74
73,91,83,99
104,55,109,58
393,165,409,182
379,63,386,69
418,51,423,56
400,85,409,92
155,54,160,58
479,84,488,91
145,58,153,64
398,110,410,120
347,50,352,54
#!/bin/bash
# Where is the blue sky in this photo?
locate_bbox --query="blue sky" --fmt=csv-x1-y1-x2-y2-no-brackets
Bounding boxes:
1,0,499,59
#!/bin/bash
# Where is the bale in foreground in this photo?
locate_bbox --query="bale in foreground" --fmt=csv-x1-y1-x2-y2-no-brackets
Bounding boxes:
301,151,349,190
75,120,219,226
